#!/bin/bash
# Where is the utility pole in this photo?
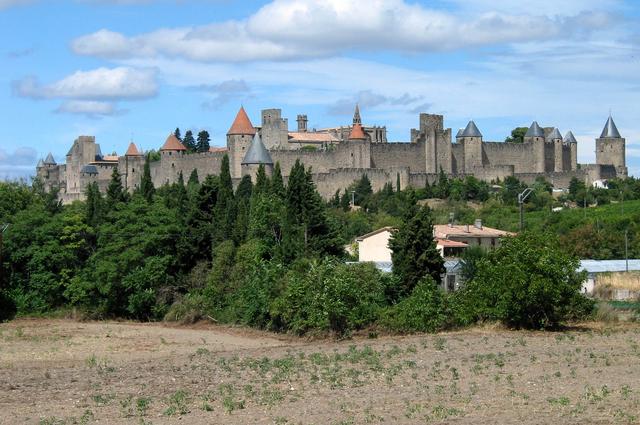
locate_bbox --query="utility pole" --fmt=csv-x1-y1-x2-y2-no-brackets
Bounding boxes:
625,229,629,272
518,188,534,231
0,224,8,286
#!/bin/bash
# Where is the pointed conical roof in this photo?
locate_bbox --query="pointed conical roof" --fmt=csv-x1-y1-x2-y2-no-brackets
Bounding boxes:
161,133,187,151
125,142,142,156
95,144,103,161
36,159,44,168
564,131,578,144
349,122,367,140
456,128,463,138
227,106,256,136
600,115,621,138
44,152,56,165
460,120,482,138
242,133,273,165
548,127,562,140
353,104,362,125
525,121,544,138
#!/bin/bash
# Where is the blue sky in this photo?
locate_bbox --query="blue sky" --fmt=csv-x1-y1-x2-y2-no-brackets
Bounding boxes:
1,0,640,179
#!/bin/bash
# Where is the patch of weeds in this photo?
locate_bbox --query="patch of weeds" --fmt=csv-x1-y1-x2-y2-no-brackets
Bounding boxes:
120,396,134,417
85,355,97,368
164,389,189,416
274,417,289,425
614,409,638,423
91,393,114,406
136,397,151,416
404,402,422,419
434,337,447,351
547,396,570,406
79,410,94,425
431,404,462,420
620,385,632,399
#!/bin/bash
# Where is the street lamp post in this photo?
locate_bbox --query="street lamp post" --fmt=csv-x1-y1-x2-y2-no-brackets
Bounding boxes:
518,188,534,232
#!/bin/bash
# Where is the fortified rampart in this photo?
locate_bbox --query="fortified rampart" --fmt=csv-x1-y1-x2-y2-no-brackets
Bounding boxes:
37,107,628,203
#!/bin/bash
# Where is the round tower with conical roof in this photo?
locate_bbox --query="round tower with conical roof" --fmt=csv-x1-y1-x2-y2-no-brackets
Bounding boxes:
524,121,546,173
241,133,273,180
548,127,564,173
564,131,578,171
596,115,626,174
459,120,483,173
227,106,256,179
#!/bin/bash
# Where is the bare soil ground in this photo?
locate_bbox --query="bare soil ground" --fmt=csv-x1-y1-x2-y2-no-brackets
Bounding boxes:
1,319,639,424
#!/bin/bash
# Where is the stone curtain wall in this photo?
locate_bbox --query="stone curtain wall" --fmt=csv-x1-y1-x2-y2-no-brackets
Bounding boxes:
482,142,534,174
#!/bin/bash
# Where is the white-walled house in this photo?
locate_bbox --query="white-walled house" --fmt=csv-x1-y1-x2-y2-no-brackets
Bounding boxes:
356,227,394,262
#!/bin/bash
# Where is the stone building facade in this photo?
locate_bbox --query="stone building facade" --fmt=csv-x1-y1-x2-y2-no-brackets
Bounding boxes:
37,106,627,203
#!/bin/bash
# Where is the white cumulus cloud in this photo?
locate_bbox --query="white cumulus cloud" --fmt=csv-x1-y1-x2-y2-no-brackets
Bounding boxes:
71,0,615,62
12,67,158,100
55,100,125,117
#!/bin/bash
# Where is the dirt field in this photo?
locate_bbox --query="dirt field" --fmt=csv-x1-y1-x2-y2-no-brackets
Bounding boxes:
1,319,639,424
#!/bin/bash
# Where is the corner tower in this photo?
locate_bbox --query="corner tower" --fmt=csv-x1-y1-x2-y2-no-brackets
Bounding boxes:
564,131,578,171
227,107,256,179
548,127,563,172
524,121,545,173
596,115,626,174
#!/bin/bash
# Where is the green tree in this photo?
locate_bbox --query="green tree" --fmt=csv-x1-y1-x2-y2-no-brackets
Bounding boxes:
389,204,444,298
455,232,593,329
106,167,127,206
174,127,182,141
84,181,103,228
254,164,269,195
196,130,211,153
271,162,285,199
140,155,155,202
505,127,528,143
183,130,196,152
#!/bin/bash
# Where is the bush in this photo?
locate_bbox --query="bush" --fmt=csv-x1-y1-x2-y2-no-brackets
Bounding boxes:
0,292,17,322
455,232,589,329
164,292,210,324
381,276,449,333
271,260,386,335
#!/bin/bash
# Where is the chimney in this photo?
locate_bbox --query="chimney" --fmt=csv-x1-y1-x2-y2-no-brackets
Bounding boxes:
297,114,308,132
474,219,482,230
464,224,470,233
448,212,454,228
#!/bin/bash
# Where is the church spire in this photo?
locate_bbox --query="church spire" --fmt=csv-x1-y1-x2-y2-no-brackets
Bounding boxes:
353,104,361,125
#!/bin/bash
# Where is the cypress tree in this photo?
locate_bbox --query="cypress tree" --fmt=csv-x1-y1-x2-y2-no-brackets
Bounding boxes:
174,127,182,141
183,130,196,153
254,164,269,195
106,167,127,205
271,162,285,199
389,203,444,298
175,171,187,213
236,175,253,201
188,169,199,186
84,181,103,227
140,155,155,202
196,130,211,153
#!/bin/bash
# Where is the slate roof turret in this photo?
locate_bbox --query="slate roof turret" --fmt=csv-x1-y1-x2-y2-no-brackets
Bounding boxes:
36,159,44,168
44,152,56,165
525,121,544,138
242,133,273,165
81,165,98,175
460,120,482,138
548,127,562,140
600,115,621,138
564,131,578,144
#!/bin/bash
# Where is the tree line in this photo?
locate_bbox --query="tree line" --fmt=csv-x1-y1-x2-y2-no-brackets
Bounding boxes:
0,159,593,332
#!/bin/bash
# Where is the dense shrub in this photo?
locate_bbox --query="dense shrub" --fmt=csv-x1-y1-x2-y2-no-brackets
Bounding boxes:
381,276,449,333
271,260,386,335
0,292,17,322
454,232,589,329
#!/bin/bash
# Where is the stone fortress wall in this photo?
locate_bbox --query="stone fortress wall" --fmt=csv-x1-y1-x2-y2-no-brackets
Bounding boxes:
37,106,628,204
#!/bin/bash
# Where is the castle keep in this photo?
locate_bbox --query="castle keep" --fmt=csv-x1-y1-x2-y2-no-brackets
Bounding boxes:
37,107,627,202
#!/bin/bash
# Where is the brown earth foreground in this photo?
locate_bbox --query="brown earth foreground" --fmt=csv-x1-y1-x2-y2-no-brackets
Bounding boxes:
1,319,639,424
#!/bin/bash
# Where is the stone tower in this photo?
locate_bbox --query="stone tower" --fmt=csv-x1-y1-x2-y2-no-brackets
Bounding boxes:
241,132,274,179
347,106,370,168
123,142,144,192
459,120,483,173
524,121,545,173
296,114,308,132
564,131,578,171
227,107,256,179
596,115,626,172
548,127,563,172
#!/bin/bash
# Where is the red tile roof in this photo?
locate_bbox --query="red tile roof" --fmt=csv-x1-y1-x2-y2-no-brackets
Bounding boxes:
433,224,514,239
209,146,228,153
161,134,187,151
436,238,469,248
349,123,367,140
125,142,142,156
227,106,256,136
